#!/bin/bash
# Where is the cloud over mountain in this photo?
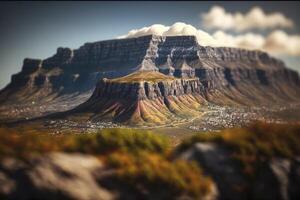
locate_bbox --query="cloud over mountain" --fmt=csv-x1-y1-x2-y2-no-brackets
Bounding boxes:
118,22,217,46
202,6,294,31
264,30,300,56
118,22,300,56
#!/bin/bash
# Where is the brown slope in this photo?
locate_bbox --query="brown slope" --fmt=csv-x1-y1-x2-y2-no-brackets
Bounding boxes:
62,71,207,126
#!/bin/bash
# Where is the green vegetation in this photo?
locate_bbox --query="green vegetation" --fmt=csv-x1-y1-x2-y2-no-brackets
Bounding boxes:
0,127,169,158
0,126,212,199
108,71,176,83
178,122,300,176
107,151,213,199
73,128,170,154
0,127,69,158
1,122,299,198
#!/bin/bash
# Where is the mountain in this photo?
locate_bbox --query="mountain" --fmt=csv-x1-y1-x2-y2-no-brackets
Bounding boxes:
60,71,207,126
0,35,299,121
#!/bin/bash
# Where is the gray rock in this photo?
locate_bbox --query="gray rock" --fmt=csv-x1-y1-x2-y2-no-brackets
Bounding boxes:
0,153,114,200
1,35,300,120
177,142,300,200
90,76,205,101
2,35,299,102
252,158,291,200
177,143,246,200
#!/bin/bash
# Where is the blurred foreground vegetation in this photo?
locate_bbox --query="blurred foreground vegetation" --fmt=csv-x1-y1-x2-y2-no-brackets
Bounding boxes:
0,122,300,198
178,122,300,178
0,127,212,198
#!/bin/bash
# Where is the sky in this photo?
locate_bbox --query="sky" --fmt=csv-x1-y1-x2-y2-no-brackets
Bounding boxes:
1,1,300,89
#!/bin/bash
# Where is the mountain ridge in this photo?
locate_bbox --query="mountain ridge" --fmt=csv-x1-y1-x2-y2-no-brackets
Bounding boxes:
0,35,299,121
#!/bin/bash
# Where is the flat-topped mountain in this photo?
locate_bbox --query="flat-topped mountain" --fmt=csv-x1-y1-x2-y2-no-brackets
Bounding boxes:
57,71,206,126
0,35,299,121
107,71,176,83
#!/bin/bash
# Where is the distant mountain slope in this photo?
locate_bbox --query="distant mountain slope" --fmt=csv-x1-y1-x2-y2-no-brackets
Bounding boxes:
0,35,299,121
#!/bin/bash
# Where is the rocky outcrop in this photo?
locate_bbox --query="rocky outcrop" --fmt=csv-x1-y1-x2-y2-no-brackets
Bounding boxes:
0,35,299,120
177,143,247,200
91,76,204,101
0,153,115,200
0,152,219,200
177,143,300,200
63,71,207,126
2,35,299,99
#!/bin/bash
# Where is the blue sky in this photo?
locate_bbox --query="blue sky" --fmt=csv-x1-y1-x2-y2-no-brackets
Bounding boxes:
1,1,300,89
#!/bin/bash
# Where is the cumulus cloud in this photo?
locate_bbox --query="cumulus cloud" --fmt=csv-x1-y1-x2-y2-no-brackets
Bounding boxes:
202,6,294,31
118,22,300,56
121,24,169,38
118,22,218,46
264,30,300,56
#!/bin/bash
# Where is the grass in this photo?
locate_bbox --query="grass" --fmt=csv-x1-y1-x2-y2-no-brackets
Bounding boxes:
108,71,176,83
177,122,300,177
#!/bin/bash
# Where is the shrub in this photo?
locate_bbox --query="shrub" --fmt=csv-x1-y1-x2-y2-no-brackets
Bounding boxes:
0,126,212,199
177,122,300,176
0,127,169,158
73,128,169,154
0,127,72,158
107,151,213,199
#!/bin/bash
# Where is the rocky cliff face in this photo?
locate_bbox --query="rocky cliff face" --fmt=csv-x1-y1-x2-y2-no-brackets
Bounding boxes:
91,76,204,101
0,35,299,120
67,71,207,126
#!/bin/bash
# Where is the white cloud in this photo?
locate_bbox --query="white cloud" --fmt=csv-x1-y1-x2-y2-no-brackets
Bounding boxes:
118,22,300,56
212,31,266,49
202,6,294,31
120,24,169,38
264,30,300,56
118,22,218,46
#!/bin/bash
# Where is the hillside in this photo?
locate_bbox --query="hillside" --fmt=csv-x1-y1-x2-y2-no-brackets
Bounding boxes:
55,71,207,126
0,35,299,122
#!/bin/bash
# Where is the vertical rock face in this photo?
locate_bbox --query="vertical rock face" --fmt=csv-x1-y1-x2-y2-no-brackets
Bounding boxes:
91,77,204,101
70,71,207,126
0,35,299,116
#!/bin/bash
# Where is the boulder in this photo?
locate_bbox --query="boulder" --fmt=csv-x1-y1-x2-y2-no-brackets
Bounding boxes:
0,153,114,200
176,142,300,200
